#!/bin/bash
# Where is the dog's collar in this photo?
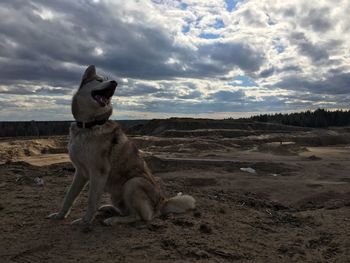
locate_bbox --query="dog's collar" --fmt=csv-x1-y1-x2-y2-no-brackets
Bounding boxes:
76,119,108,129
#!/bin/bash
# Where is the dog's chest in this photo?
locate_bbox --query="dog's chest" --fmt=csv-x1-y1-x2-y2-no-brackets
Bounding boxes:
69,133,105,166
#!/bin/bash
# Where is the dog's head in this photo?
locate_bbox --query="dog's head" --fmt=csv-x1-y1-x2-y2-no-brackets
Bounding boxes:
72,65,117,122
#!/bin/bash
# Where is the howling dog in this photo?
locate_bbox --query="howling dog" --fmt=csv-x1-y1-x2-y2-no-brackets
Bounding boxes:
47,65,195,225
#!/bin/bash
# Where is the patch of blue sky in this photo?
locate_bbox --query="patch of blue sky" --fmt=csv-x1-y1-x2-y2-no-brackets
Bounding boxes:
266,13,276,26
179,2,188,10
274,44,285,53
224,0,241,12
213,19,225,29
228,75,258,87
199,33,221,39
182,24,190,33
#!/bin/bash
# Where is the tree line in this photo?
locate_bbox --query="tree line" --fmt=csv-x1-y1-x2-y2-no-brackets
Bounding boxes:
0,120,148,137
239,109,350,128
0,121,71,137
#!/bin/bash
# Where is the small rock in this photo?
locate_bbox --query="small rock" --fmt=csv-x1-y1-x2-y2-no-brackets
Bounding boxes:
81,225,93,233
161,239,177,249
147,222,166,231
34,177,44,187
219,208,226,214
307,155,322,161
193,211,201,218
188,248,210,258
199,223,212,234
324,199,344,210
172,218,194,227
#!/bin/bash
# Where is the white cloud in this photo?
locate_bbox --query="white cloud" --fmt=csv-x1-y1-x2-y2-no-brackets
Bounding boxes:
33,7,54,20
93,47,104,56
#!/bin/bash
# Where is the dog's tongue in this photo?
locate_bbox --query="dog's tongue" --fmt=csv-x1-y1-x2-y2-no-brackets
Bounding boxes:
94,95,109,106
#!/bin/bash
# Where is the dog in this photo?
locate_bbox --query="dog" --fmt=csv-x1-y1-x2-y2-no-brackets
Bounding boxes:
47,65,195,225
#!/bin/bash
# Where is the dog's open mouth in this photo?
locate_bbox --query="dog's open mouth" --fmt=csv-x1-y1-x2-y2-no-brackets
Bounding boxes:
91,86,116,107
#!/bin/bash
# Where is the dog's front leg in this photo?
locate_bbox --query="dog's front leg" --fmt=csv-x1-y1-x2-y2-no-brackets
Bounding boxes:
71,173,108,225
47,170,88,220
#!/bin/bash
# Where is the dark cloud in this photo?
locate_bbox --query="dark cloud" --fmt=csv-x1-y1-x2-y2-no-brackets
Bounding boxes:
178,90,202,99
300,7,332,32
290,32,329,63
116,81,203,100
298,42,329,62
328,66,350,75
54,98,71,105
281,93,350,106
36,87,72,95
283,7,296,17
152,91,177,99
199,42,265,73
0,0,266,94
0,85,72,95
117,94,298,114
209,90,245,102
274,72,350,95
117,84,159,97
259,67,275,78
0,85,36,95
0,0,180,84
0,61,83,86
241,9,266,26
278,65,301,73
0,100,20,109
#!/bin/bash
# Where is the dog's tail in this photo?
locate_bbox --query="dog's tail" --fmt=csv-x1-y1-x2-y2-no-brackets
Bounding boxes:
161,194,196,215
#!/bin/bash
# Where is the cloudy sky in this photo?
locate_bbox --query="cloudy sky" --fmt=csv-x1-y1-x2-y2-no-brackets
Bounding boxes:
0,0,349,120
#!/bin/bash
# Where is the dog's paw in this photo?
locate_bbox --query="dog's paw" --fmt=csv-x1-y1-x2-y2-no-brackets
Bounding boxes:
102,217,115,226
46,212,65,220
98,205,122,216
71,218,89,225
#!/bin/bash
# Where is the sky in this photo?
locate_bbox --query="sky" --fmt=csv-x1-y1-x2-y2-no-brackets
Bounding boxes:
0,0,349,120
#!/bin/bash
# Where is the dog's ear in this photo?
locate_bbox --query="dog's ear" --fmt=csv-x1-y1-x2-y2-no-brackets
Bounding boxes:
79,65,96,88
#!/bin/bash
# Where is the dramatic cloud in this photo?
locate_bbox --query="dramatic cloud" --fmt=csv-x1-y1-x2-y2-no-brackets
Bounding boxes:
0,0,349,120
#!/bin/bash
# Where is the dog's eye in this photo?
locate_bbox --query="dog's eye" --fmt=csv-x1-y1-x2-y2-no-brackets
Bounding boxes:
96,79,103,82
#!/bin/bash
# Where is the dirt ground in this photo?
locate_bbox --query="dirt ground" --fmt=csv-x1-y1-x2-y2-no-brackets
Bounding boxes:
1,123,350,262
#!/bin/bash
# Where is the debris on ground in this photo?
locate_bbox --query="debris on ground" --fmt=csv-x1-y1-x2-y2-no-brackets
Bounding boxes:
15,176,44,187
240,167,256,174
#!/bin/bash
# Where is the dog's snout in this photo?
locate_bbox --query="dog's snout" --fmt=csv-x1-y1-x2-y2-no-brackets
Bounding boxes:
110,80,117,86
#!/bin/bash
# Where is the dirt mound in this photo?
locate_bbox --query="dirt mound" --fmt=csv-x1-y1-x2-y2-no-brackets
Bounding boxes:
145,155,295,175
228,131,350,148
293,191,350,210
294,134,350,146
160,129,258,138
132,137,190,149
257,142,307,156
133,137,230,153
0,136,68,163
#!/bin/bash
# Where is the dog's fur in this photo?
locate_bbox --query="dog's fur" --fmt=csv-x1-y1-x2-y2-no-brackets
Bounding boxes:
47,65,195,225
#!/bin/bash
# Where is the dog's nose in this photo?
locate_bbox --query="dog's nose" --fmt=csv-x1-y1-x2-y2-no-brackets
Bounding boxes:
110,80,117,86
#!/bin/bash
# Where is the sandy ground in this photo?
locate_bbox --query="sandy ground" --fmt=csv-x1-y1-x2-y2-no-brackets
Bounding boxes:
1,127,350,262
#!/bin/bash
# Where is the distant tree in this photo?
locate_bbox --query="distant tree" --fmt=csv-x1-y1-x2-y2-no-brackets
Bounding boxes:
238,108,350,127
